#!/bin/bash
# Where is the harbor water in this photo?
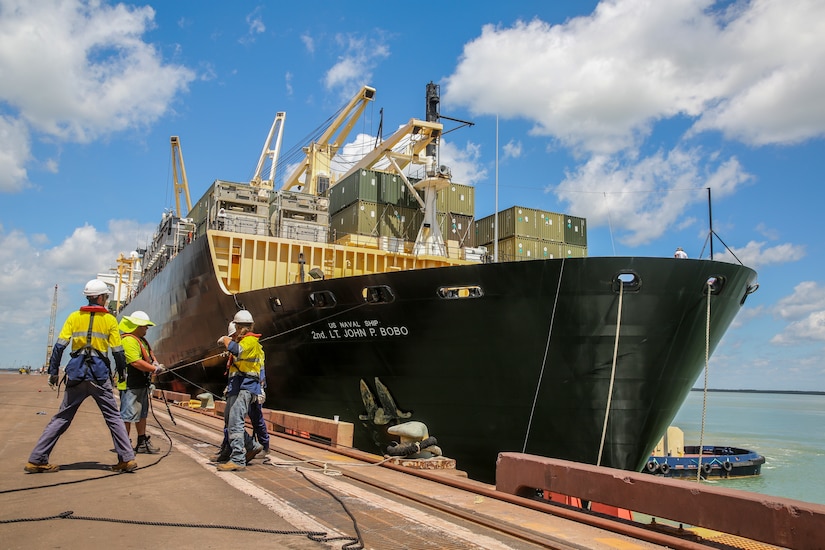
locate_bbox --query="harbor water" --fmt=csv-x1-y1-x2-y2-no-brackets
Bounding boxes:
672,390,825,505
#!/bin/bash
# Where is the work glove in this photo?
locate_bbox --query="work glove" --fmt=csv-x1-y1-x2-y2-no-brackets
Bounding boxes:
153,364,166,375
217,336,227,346
48,374,58,386
257,390,266,404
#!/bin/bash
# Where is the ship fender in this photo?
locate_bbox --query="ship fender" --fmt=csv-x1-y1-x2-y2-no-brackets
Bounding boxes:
722,461,733,473
659,463,670,475
702,463,713,475
386,436,439,457
645,461,658,473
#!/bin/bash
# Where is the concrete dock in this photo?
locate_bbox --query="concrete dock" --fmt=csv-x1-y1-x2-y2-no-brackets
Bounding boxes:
2,374,816,549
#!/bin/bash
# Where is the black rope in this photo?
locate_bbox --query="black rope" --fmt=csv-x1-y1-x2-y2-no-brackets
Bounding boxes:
294,468,364,550
0,510,334,542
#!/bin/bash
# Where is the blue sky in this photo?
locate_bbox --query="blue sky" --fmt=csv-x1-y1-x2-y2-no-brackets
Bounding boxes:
1,0,823,391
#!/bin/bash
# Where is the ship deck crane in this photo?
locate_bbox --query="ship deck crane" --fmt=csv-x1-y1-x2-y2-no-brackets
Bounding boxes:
170,136,193,218
43,284,57,371
251,112,286,190
282,85,376,195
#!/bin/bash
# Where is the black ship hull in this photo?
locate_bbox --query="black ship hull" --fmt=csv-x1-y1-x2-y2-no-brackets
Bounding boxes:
123,234,757,483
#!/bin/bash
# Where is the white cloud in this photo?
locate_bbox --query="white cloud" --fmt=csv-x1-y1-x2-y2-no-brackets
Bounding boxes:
439,139,487,186
301,33,315,54
554,147,751,246
324,34,390,98
772,311,825,344
0,0,196,192
715,240,806,270
240,7,265,44
0,219,155,346
502,139,522,160
285,72,294,96
0,116,30,191
773,281,825,321
766,282,825,345
444,0,825,154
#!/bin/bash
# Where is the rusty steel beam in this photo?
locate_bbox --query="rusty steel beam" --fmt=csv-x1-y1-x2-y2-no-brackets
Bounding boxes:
496,452,825,549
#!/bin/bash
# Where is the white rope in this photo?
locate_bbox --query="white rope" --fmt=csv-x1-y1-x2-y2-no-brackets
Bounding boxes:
597,281,623,466
522,258,565,453
697,281,713,482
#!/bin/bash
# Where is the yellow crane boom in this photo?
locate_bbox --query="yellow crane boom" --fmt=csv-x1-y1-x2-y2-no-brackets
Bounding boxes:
44,284,57,369
281,86,376,195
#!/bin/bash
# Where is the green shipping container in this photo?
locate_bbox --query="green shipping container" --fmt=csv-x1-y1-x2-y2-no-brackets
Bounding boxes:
475,206,540,243
435,183,475,216
330,200,380,240
329,170,379,215
537,211,565,242
379,205,421,240
438,212,475,247
378,172,420,208
497,236,539,262
564,215,587,246
537,241,564,259
564,244,588,258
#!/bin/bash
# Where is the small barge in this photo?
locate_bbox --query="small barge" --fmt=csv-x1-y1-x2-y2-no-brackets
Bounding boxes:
643,427,765,479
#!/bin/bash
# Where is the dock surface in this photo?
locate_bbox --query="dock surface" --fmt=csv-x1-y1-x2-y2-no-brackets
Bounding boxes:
1,374,788,549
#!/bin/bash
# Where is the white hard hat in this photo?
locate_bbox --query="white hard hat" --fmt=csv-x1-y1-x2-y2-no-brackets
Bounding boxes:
233,310,253,324
83,279,110,297
126,311,155,327
227,321,237,337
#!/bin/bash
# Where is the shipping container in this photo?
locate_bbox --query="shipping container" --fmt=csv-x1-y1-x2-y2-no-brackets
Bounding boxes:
378,172,421,208
436,183,475,216
328,170,379,214
564,215,587,246
379,204,422,240
537,210,565,242
475,206,540,243
277,219,328,243
188,180,270,237
438,212,475,247
564,244,588,258
497,236,540,262
537,241,564,259
329,200,380,241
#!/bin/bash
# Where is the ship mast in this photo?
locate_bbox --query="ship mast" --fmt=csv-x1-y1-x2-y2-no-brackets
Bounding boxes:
44,284,57,371
411,82,450,257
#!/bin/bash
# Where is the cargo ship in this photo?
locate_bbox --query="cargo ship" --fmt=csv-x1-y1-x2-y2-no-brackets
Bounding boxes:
112,83,759,483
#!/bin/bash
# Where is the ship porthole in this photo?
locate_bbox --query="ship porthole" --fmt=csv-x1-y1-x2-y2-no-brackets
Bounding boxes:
613,271,641,293
309,291,337,309
437,285,483,299
363,285,395,304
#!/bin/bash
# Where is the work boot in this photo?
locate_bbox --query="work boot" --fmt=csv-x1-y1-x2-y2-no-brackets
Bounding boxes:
210,447,231,463
246,442,263,463
216,462,245,472
24,462,60,474
135,435,159,454
112,459,138,473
